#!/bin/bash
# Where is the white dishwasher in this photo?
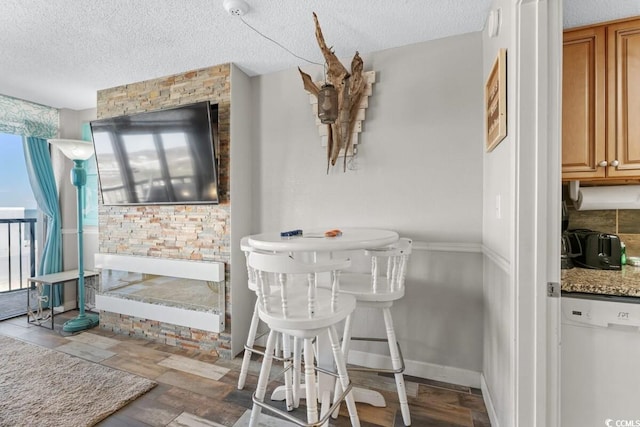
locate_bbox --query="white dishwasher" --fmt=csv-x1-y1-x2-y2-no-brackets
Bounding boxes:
561,293,640,427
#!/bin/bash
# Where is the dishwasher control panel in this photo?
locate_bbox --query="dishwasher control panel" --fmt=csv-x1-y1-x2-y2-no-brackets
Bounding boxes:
562,295,640,329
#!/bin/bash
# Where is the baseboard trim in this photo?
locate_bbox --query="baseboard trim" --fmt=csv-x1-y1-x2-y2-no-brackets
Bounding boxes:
347,350,481,388
481,373,500,427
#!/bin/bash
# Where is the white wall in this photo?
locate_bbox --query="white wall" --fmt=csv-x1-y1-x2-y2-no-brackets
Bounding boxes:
229,64,255,355
482,247,513,426
251,32,485,384
253,34,484,243
482,1,516,426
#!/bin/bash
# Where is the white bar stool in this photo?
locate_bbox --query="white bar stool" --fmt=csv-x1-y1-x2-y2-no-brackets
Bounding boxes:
237,236,265,390
248,251,361,427
332,237,413,426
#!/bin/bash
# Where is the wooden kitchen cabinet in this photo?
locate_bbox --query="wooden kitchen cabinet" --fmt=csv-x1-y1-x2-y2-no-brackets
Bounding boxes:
562,26,606,180
562,17,640,181
607,19,640,178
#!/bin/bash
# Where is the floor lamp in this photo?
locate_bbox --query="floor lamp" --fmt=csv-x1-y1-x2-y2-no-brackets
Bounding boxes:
48,138,99,332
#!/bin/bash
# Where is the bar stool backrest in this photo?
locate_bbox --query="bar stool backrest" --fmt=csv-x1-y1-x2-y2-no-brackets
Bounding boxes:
363,237,412,294
240,236,258,291
248,252,351,320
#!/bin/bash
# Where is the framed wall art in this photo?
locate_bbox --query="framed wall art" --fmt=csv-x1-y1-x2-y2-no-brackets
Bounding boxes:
485,48,507,152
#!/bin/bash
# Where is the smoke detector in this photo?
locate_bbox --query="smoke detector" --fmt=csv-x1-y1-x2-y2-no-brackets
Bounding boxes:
224,0,249,17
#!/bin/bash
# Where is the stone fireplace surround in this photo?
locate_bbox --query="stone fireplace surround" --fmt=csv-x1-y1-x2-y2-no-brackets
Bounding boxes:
95,63,254,359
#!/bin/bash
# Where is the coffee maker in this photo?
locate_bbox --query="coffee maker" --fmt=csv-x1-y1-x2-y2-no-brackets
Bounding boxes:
561,201,579,269
561,232,581,269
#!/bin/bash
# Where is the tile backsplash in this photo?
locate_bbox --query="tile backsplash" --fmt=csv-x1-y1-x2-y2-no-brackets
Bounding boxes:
565,203,640,258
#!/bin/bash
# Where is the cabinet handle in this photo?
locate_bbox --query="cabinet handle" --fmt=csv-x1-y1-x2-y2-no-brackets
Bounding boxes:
611,159,620,167
598,160,608,167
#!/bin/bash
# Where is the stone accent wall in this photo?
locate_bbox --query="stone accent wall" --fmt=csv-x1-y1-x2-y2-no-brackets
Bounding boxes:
100,312,229,356
96,64,234,356
97,205,229,260
96,64,231,203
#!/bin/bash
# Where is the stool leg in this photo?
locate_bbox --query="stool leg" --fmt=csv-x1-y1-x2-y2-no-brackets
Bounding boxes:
249,329,277,427
304,338,319,424
332,312,354,418
238,300,260,389
328,325,361,427
293,336,302,408
282,333,294,411
275,331,282,358
383,307,410,426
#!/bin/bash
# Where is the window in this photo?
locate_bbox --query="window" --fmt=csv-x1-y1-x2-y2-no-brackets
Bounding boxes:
0,133,37,211
80,122,99,226
0,133,38,291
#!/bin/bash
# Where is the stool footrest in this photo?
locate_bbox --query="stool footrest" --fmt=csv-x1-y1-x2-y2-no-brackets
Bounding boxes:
252,375,353,427
347,336,406,374
244,344,292,364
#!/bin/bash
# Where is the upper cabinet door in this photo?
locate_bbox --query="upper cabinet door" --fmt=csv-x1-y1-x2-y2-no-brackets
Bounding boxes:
607,19,640,177
562,27,606,179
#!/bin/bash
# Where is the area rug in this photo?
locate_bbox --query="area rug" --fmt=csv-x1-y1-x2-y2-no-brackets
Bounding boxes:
0,334,156,426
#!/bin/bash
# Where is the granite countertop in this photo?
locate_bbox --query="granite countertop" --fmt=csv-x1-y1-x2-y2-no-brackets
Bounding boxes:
561,265,640,297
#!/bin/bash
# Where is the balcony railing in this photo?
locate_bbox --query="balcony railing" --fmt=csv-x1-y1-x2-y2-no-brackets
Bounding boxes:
0,218,36,292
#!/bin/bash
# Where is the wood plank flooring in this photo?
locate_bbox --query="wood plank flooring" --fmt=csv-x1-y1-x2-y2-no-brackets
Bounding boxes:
0,311,490,426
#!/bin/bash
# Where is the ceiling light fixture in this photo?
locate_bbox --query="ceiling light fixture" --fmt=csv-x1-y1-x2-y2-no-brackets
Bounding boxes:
223,0,249,17
223,0,322,67
222,1,330,126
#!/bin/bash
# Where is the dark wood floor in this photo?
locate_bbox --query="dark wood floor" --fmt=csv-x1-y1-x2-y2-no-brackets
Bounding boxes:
0,311,490,426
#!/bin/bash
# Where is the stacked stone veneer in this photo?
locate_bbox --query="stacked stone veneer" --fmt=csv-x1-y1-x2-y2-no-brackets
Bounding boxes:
100,312,229,354
96,64,233,358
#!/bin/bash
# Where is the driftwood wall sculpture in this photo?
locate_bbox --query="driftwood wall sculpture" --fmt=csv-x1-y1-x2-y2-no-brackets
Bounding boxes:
299,13,375,172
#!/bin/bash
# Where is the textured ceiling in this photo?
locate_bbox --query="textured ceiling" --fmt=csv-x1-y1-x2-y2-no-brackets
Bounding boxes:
563,0,640,29
1,0,638,111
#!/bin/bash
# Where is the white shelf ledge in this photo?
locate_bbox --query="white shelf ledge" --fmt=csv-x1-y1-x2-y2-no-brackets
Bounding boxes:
96,294,224,333
94,253,224,282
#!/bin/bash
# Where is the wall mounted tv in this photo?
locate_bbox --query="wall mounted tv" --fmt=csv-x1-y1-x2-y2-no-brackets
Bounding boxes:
90,101,219,205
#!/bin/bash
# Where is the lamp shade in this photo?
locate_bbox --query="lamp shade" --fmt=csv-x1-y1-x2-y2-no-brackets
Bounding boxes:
48,138,94,161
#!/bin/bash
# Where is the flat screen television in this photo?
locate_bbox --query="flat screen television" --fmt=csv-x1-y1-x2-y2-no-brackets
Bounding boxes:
90,101,219,205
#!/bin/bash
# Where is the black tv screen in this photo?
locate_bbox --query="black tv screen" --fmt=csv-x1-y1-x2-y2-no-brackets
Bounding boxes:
90,101,219,205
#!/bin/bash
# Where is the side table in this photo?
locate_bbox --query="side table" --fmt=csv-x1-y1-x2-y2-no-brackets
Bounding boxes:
27,269,98,329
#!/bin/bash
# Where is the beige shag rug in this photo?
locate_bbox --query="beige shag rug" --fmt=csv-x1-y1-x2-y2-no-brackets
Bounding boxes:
0,334,156,426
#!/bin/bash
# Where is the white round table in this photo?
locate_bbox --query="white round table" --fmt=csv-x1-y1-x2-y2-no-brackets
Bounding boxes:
247,227,399,410
248,227,399,253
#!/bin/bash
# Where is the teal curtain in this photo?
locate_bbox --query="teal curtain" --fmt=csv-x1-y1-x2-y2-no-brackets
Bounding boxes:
23,136,62,306
0,94,61,304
